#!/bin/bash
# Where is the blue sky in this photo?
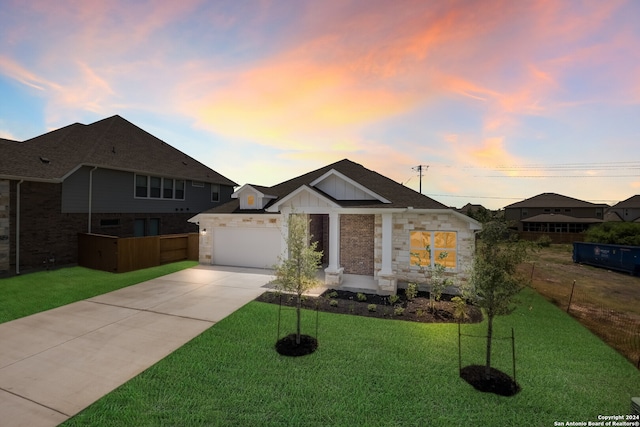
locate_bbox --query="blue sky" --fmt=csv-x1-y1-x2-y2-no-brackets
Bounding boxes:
1,0,639,209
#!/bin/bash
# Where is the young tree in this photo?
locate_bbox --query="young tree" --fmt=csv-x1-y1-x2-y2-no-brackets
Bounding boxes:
273,212,323,345
470,219,531,379
410,247,452,312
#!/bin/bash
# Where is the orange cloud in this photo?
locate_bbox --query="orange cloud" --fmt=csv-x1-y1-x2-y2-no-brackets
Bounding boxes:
182,55,418,150
0,56,60,91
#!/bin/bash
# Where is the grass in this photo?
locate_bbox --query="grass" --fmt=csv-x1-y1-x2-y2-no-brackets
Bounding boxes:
0,261,198,324
64,288,640,427
521,244,640,365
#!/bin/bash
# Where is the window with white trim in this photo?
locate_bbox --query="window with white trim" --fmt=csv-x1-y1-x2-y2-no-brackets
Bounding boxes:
134,174,185,200
410,231,457,269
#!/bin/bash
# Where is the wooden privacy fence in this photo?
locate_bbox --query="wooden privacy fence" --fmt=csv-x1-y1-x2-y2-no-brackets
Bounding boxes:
517,232,585,244
78,233,199,273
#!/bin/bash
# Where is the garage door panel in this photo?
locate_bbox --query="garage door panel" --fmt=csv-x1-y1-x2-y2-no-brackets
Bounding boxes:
212,227,280,268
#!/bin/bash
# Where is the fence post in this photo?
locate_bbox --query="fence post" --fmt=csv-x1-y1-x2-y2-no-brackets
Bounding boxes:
277,294,282,342
530,262,535,281
458,322,462,375
566,280,576,313
511,328,516,384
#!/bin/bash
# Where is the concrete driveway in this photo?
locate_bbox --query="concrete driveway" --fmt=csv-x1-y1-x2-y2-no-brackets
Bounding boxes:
0,265,274,427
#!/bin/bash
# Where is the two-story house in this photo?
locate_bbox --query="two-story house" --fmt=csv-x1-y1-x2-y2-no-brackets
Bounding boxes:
607,195,640,222
503,193,607,234
0,115,236,275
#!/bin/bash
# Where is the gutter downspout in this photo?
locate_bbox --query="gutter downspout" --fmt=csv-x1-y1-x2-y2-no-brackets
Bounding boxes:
88,167,97,233
16,180,23,275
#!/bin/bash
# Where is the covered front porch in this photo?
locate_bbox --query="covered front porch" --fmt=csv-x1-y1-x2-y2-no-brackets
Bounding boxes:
302,210,398,295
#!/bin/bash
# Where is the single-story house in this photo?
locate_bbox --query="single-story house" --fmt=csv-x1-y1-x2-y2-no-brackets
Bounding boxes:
190,159,481,295
0,115,236,275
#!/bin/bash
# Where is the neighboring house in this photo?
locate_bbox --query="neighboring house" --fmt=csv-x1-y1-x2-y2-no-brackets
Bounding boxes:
190,159,481,295
503,193,607,234
0,115,237,275
607,195,640,222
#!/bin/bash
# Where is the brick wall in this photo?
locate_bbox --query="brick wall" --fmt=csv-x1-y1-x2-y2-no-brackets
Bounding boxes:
7,180,201,274
0,180,9,273
340,214,374,275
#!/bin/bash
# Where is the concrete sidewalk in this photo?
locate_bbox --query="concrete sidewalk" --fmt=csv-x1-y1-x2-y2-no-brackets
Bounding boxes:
0,265,274,427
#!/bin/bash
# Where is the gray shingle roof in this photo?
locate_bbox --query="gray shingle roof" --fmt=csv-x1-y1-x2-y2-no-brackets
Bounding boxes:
0,115,237,186
611,195,640,208
504,192,609,209
202,159,447,213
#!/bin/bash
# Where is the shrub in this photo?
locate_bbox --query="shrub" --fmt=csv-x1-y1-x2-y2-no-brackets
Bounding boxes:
584,222,640,246
451,296,467,321
357,292,367,302
393,306,405,316
367,304,377,312
388,294,400,305
327,291,338,299
329,299,338,307
405,283,418,300
537,234,552,247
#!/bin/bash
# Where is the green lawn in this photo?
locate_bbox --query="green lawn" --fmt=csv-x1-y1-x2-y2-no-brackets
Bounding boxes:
0,261,197,323
64,288,639,427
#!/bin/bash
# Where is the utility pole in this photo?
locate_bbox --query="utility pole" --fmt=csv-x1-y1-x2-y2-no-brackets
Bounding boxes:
412,165,429,194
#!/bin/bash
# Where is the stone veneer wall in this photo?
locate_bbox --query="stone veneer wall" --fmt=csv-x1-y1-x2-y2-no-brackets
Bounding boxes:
197,214,281,264
0,180,9,273
390,212,476,285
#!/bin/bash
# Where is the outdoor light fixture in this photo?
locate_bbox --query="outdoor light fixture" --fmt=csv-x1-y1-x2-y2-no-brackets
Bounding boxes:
200,228,207,236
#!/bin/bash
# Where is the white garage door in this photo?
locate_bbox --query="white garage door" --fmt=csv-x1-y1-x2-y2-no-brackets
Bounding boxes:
212,227,281,268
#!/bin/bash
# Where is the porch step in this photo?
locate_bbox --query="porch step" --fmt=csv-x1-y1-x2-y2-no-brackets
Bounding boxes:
337,274,379,295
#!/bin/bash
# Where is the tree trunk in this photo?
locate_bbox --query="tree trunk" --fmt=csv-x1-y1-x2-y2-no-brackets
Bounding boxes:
296,293,302,345
485,314,493,380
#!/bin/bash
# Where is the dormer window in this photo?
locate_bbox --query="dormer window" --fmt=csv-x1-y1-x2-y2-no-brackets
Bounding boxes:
232,184,277,210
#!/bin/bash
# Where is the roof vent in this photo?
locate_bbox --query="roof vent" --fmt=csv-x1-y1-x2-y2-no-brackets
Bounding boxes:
39,156,50,164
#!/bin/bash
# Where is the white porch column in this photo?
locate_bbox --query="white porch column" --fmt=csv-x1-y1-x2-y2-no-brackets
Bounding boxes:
280,207,291,260
324,211,343,286
377,212,397,294
380,213,393,276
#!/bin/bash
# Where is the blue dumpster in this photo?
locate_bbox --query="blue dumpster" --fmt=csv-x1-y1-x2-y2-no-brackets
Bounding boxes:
573,242,640,276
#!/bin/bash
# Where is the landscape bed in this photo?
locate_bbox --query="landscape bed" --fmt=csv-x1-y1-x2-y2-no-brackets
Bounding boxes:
255,288,484,324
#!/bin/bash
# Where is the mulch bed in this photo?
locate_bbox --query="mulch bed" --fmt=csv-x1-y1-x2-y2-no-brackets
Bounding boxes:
255,288,483,324
460,365,521,396
275,334,318,357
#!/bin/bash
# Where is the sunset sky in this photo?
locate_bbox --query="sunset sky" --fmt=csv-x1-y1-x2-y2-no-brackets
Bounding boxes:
1,0,639,209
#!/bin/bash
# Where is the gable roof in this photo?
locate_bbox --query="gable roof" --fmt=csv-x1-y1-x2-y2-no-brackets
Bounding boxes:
0,115,237,186
201,159,447,214
504,192,609,209
611,195,640,209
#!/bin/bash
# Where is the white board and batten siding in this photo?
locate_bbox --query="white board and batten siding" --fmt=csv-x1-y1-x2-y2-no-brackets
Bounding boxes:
315,174,377,200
